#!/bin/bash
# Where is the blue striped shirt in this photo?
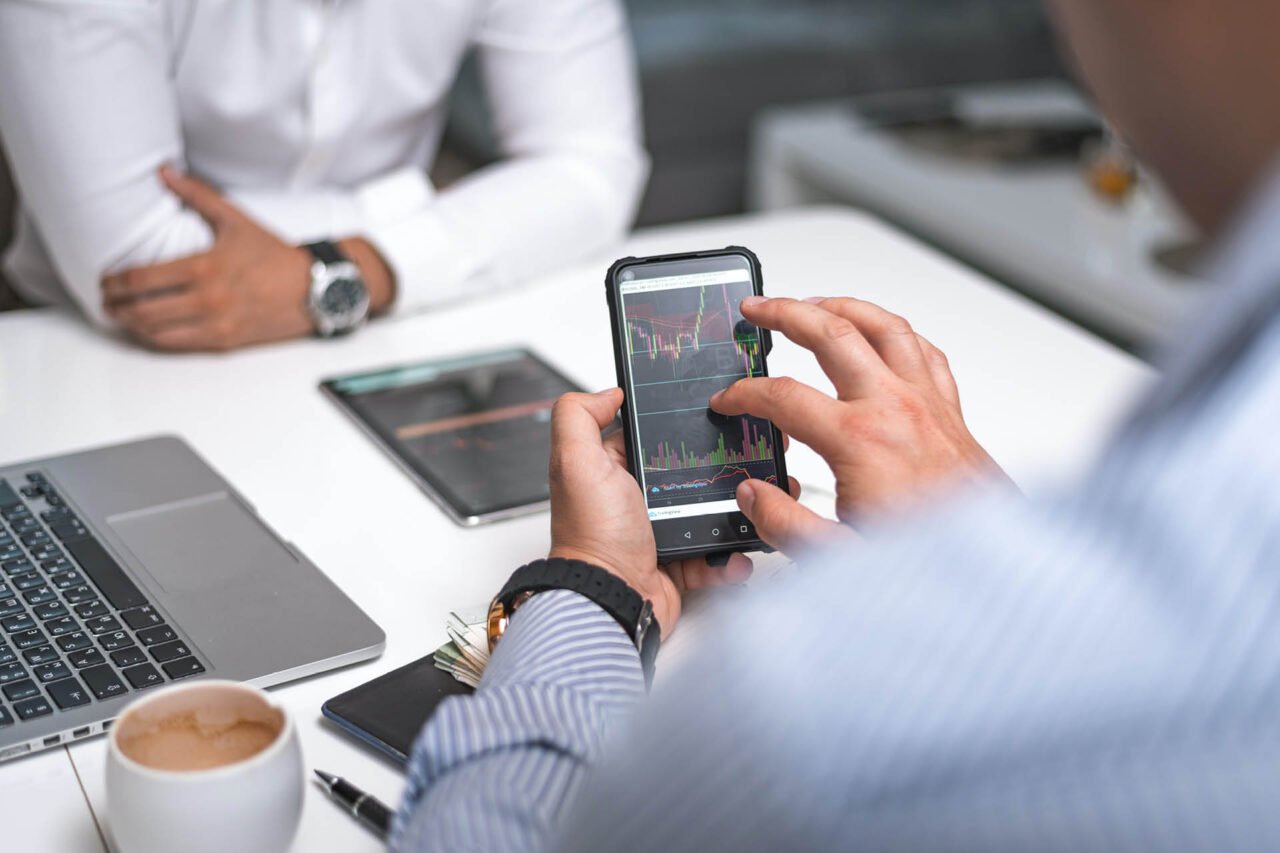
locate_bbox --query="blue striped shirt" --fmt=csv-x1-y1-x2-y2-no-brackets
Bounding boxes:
394,174,1280,852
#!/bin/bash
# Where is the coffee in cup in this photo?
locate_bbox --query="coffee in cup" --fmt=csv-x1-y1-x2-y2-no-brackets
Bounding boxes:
106,680,303,853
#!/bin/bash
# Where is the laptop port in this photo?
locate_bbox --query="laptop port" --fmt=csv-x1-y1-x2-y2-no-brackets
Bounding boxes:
43,735,61,747
102,719,114,731
73,727,91,738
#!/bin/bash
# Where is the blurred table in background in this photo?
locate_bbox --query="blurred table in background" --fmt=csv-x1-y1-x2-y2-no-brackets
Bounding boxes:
749,82,1204,351
0,207,1152,851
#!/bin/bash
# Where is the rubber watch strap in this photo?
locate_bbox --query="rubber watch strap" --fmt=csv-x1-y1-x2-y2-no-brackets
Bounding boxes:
494,558,661,687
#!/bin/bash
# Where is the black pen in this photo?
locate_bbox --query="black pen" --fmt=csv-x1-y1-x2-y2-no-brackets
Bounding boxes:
314,769,394,839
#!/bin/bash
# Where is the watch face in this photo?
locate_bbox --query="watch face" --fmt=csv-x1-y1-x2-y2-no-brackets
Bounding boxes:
323,276,365,316
313,260,369,333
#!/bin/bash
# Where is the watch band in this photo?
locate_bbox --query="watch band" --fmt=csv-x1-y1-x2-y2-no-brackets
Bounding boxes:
304,240,345,265
494,558,661,687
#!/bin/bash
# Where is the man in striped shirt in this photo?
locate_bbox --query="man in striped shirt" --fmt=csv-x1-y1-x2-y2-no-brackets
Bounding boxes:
396,0,1280,849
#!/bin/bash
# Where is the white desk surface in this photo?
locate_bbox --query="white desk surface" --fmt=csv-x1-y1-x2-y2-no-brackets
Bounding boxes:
0,207,1152,851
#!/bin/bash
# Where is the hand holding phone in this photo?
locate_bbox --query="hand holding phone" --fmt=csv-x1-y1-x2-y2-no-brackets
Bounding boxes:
606,247,789,559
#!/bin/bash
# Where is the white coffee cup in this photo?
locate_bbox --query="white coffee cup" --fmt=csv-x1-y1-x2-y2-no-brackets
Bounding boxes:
105,680,304,853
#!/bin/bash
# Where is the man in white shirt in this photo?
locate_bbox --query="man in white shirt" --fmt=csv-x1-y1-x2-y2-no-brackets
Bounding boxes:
0,0,647,350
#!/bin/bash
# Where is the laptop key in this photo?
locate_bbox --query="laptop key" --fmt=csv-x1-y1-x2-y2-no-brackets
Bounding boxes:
97,631,134,652
23,586,57,606
81,665,128,700
47,677,91,710
32,545,64,563
0,581,9,598
10,517,38,535
149,641,192,663
0,645,14,665
14,696,52,720
2,679,37,701
0,663,28,684
11,629,46,650
45,617,79,637
2,614,36,633
0,598,23,618
51,571,86,590
122,663,164,689
120,606,163,631
20,530,51,548
110,648,147,668
0,480,20,509
40,558,71,574
85,616,122,635
162,657,205,680
14,573,44,591
74,600,108,620
61,585,96,604
33,662,72,684
0,704,11,726
50,522,88,543
2,559,34,576
33,601,67,620
64,538,146,611
137,625,177,646
0,545,22,562
22,645,59,666
56,632,92,653
69,649,106,669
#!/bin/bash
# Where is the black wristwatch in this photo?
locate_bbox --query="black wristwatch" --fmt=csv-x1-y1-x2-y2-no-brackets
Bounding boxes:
303,240,369,337
487,558,661,687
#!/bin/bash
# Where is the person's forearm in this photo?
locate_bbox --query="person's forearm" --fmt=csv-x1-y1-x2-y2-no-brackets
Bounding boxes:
393,590,645,853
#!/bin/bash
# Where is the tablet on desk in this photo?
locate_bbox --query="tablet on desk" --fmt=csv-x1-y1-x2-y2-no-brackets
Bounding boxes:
321,348,583,526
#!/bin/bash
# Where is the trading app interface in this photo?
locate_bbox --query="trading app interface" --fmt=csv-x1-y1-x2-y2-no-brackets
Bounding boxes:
331,351,578,517
620,263,780,522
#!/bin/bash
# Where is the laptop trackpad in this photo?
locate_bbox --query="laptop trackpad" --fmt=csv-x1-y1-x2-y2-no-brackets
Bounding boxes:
108,493,296,594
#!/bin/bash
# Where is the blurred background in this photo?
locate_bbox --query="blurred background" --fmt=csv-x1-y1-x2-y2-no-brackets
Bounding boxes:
0,0,1204,350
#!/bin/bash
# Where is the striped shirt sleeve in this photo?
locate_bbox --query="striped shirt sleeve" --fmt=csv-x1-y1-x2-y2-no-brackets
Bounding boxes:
392,589,645,852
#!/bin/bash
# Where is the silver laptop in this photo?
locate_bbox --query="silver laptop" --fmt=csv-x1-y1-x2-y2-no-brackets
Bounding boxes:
0,436,385,762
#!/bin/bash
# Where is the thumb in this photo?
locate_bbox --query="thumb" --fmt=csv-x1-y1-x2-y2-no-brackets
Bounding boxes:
160,165,236,232
550,389,624,450
737,479,844,554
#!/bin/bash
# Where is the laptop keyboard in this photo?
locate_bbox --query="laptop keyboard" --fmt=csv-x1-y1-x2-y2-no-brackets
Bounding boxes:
0,472,204,731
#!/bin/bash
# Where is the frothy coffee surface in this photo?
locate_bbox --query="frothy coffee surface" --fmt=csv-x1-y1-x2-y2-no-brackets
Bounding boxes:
119,711,281,771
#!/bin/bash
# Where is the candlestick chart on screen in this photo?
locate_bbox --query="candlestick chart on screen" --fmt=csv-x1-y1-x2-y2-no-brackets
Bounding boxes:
623,281,780,508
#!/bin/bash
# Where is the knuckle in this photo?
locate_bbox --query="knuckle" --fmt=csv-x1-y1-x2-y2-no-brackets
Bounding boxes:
881,314,913,337
820,317,858,343
768,376,801,403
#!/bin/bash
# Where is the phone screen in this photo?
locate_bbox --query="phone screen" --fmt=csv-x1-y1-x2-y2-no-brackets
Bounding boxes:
613,251,785,553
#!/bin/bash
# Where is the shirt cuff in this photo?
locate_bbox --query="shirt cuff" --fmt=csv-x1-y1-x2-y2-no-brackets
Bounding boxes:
355,167,482,315
393,589,645,840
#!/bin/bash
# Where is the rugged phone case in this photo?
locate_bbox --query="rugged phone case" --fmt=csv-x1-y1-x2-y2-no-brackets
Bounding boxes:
605,246,787,560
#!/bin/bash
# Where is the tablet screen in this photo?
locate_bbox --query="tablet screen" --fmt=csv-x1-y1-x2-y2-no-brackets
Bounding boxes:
321,349,582,524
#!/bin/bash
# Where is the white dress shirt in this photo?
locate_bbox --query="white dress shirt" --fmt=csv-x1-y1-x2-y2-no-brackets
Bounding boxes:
0,0,648,326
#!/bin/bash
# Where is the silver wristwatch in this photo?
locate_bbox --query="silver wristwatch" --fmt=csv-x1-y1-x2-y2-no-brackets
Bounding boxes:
304,241,370,337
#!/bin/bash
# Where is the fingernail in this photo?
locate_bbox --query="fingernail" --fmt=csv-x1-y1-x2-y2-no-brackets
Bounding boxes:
595,388,616,397
804,296,827,304
741,296,764,309
729,562,753,583
737,480,756,514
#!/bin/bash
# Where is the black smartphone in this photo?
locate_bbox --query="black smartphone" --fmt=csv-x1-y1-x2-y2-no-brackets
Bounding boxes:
322,654,473,765
606,247,788,559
